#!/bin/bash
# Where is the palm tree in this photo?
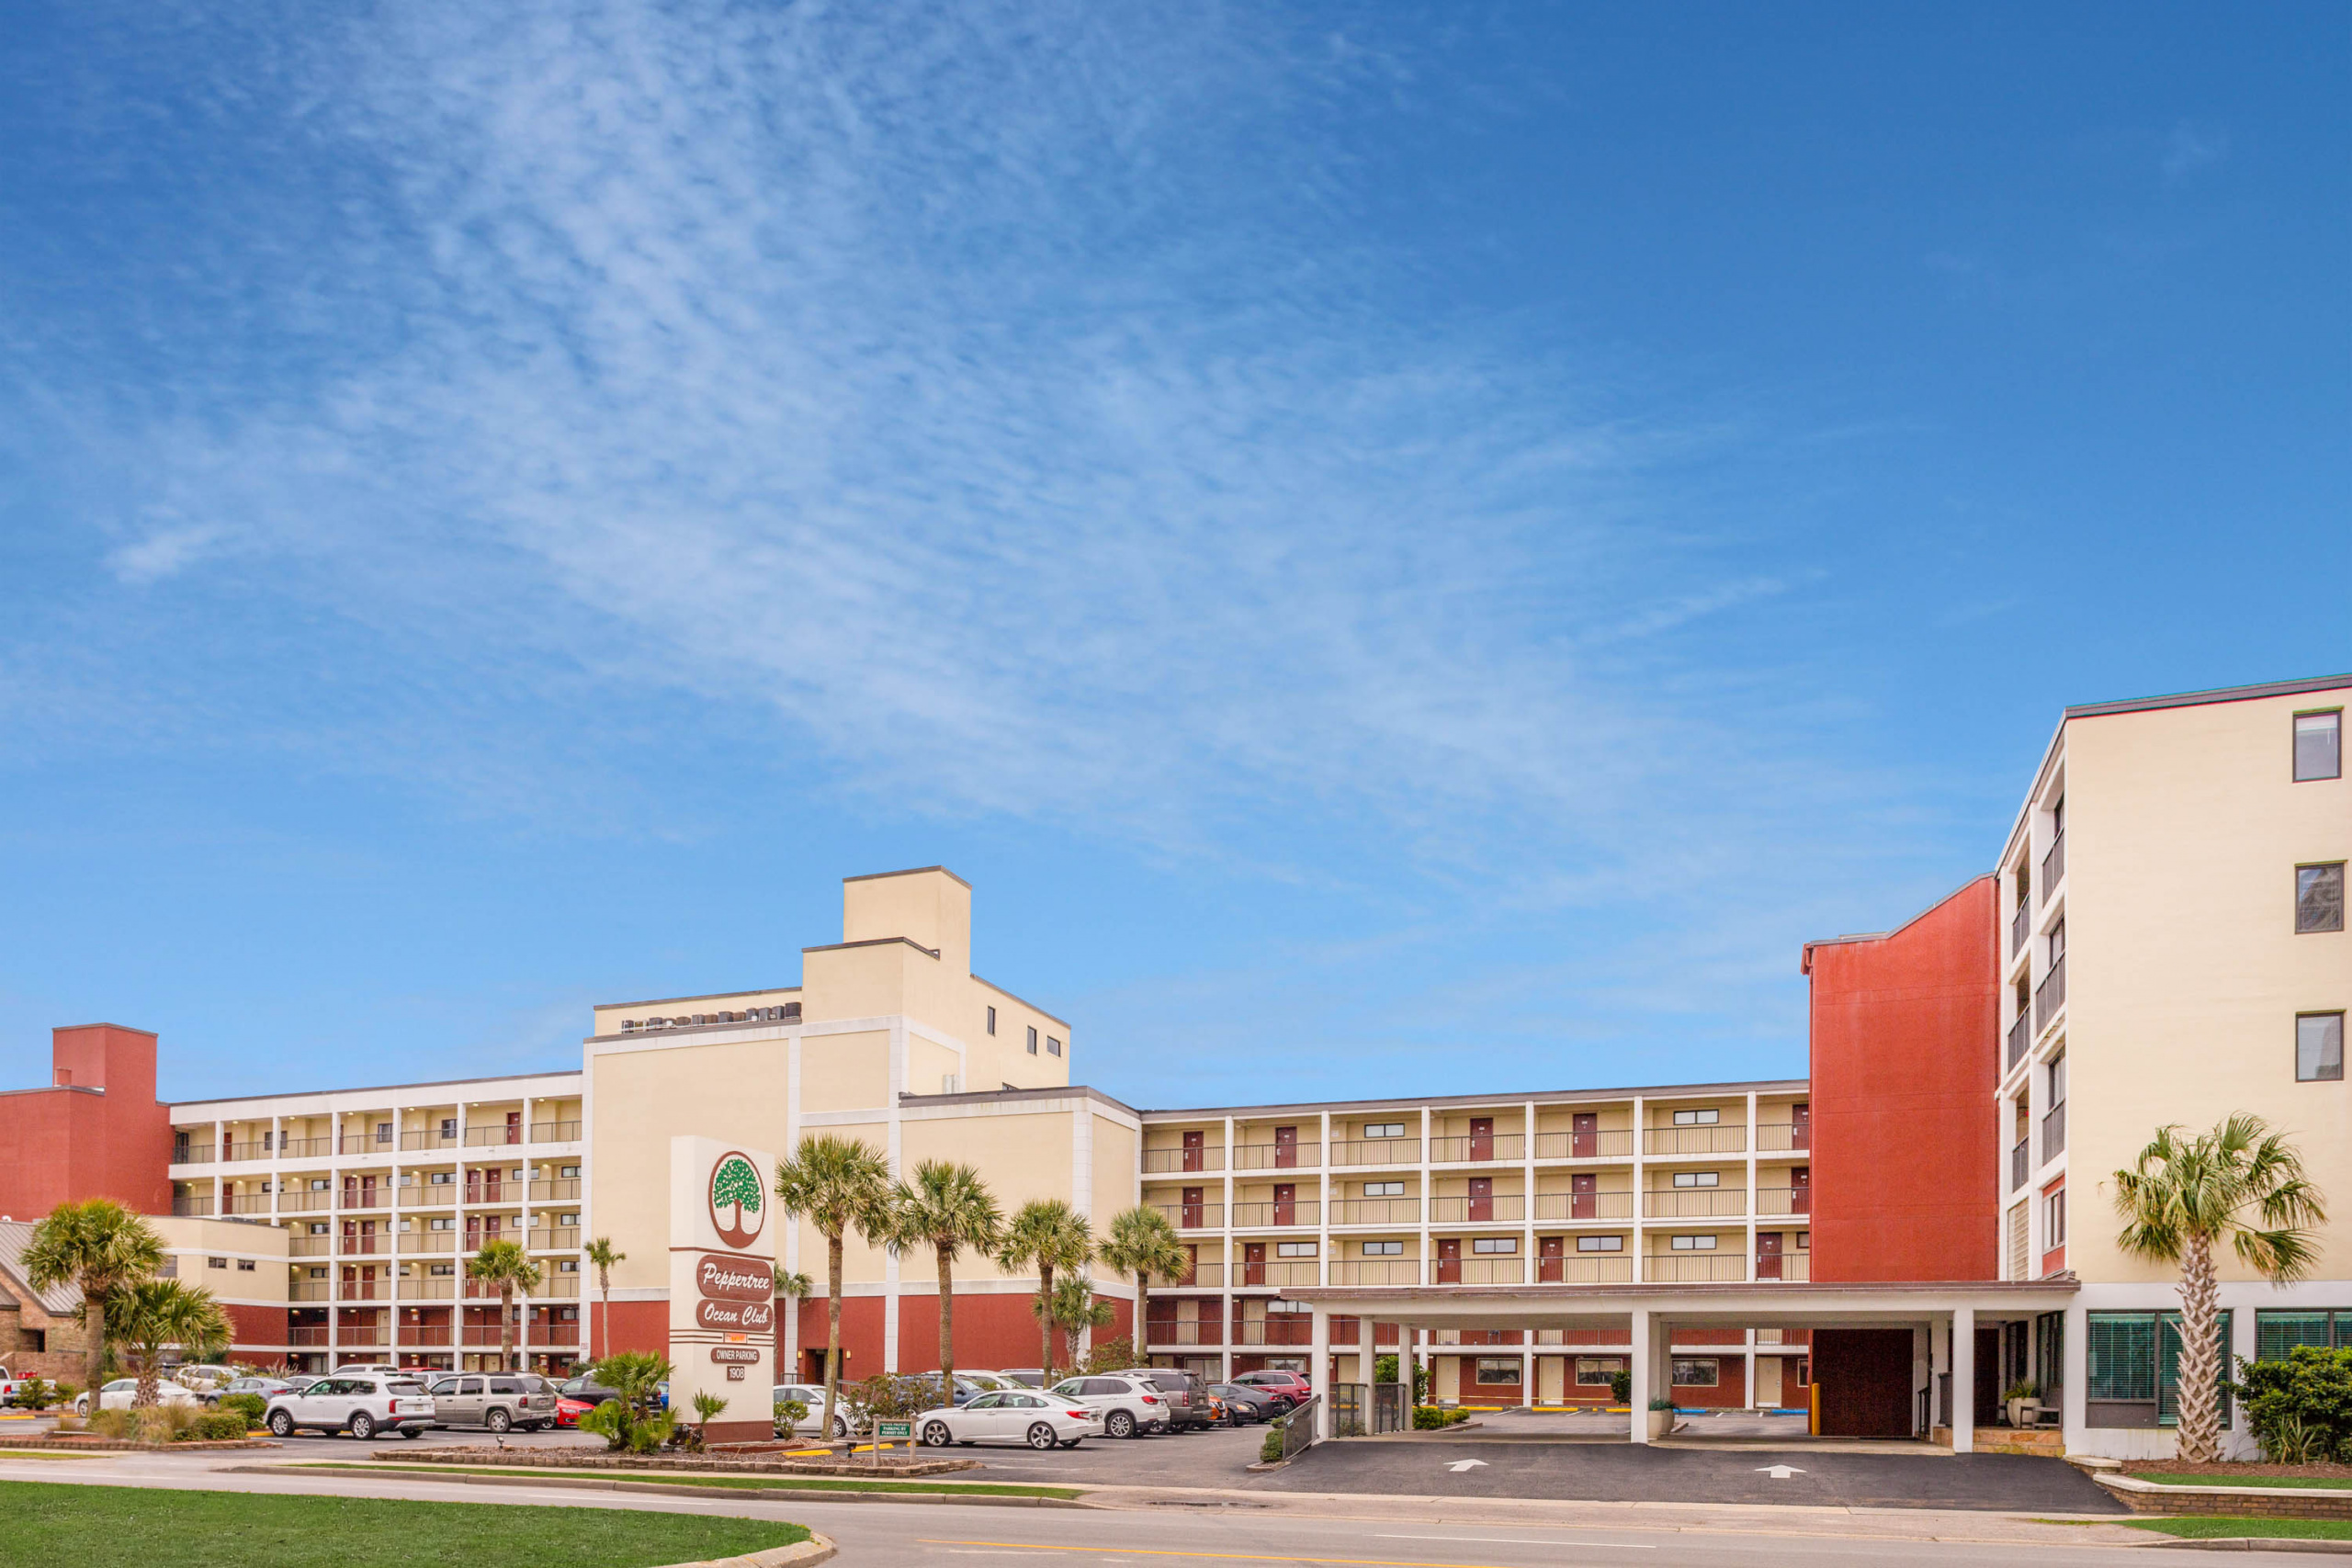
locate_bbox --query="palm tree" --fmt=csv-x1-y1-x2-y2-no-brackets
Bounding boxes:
1099,1205,1188,1357
109,1279,232,1409
994,1199,1094,1380
2113,1114,2326,1463
582,1237,625,1360
774,1134,895,1443
1037,1273,1115,1370
20,1199,165,1394
466,1239,543,1372
891,1161,1001,1392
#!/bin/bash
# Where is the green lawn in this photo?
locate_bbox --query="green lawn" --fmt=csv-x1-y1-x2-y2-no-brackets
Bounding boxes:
2129,1516,2352,1541
0,1481,809,1566
301,1460,1083,1499
2137,1472,2352,1490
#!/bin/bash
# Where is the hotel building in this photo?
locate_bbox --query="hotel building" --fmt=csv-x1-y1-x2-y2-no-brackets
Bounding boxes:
0,672,2341,1459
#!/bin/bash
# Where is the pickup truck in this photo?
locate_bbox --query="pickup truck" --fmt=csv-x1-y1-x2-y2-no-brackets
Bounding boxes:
0,1370,45,1407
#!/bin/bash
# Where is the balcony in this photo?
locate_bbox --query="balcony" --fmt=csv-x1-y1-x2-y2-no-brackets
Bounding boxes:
1535,1256,1634,1284
528,1121,582,1144
537,1324,580,1347
279,1136,334,1159
1430,1134,1525,1164
1754,1123,1812,1154
1757,1252,1812,1282
225,1192,274,1215
339,1189,390,1212
337,1234,390,1257
279,1190,333,1213
1233,1318,1316,1347
1755,1187,1813,1216
1428,1195,1525,1224
407,1186,458,1207
401,1130,460,1152
401,1325,454,1347
2041,833,2064,898
528,1228,582,1253
1167,1262,1225,1289
291,1282,333,1302
2035,955,2066,1032
1150,1202,1225,1231
338,1134,397,1156
528,1178,581,1201
1232,1260,1320,1289
464,1125,528,1148
1532,1190,1633,1221
1233,1143,1320,1170
339,1279,391,1301
338,1327,391,1347
1329,1259,1422,1286
2007,1012,2031,1071
1643,1189,1747,1219
225,1140,275,1162
1532,1128,1634,1159
1143,1146,1227,1174
2042,1100,2066,1163
170,1196,214,1217
1432,1258,1524,1285
1329,1138,1422,1167
1230,1201,1320,1228
400,1278,457,1301
460,1187,520,1207
400,1232,457,1254
1144,1320,1224,1347
290,1236,332,1258
288,1326,329,1347
171,1145,216,1167
1645,1254,1745,1282
1328,1198,1420,1225
2011,1138,2030,1192
1644,1124,1747,1156
460,1326,513,1348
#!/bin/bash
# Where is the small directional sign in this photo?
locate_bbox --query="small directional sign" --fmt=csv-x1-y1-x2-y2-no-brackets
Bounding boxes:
877,1419,914,1441
1446,1459,1488,1472
1754,1464,1807,1480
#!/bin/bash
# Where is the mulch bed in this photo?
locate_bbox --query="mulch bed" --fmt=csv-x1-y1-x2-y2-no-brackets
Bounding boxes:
2123,1460,2352,1479
0,1435,278,1451
381,1445,977,1478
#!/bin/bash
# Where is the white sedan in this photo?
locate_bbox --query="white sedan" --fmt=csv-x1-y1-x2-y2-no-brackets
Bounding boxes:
915,1389,1096,1450
75,1378,205,1415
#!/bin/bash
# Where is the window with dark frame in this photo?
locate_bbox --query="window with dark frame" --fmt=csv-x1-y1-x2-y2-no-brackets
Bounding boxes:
1363,1240,1403,1257
1672,1358,1719,1386
2044,1187,2066,1247
2297,863,2346,933
986,1006,997,1035
1577,1235,1624,1252
1046,1036,1062,1057
2300,1012,2346,1082
1575,1357,1625,1384
2296,710,2343,782
1473,1358,1522,1385
1471,1237,1518,1255
1026,1025,1038,1055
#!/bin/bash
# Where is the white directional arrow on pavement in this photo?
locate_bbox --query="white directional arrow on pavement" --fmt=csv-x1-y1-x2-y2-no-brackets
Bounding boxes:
1446,1459,1488,1472
1754,1464,1807,1480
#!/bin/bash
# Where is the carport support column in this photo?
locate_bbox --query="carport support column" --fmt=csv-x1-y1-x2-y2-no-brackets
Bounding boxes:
1311,1305,1332,1441
1951,1307,1975,1453
1357,1313,1374,1396
1629,1306,1652,1443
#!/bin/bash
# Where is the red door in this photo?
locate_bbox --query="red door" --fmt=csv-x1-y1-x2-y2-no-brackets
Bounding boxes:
1272,1183,1296,1226
1572,1112,1598,1158
359,1219,378,1254
360,1174,377,1208
1467,1177,1493,1223
342,1219,357,1251
1571,1172,1597,1220
1757,1232,1783,1280
1539,1235,1565,1283
1792,1103,1811,1151
1243,1242,1267,1288
1436,1238,1462,1284
484,1167,502,1201
343,1176,357,1209
1182,1186,1205,1228
465,1215,481,1249
1792,1167,1812,1214
1182,1130,1205,1172
1274,1126,1298,1168
1469,1118,1495,1161
505,1111,523,1145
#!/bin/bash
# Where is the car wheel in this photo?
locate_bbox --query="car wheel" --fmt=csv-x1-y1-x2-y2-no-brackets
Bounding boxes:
486,1408,512,1434
922,1421,953,1448
349,1411,377,1439
833,1416,850,1439
1026,1423,1057,1450
400,1427,424,1439
268,1410,294,1438
1105,1409,1136,1438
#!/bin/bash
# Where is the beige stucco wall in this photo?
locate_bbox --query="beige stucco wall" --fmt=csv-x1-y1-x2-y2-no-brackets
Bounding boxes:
2064,690,2350,1284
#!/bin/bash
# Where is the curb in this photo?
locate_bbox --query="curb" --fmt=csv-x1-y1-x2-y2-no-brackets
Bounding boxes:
2139,1540,2352,1554
663,1531,837,1566
222,1465,1092,1508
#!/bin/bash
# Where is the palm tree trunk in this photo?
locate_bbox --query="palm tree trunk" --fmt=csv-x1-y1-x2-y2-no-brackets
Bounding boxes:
822,1231,844,1445
83,1282,107,1397
502,1285,517,1372
1038,1262,1057,1379
597,1269,609,1361
936,1243,956,1389
134,1350,159,1411
1134,1271,1150,1353
2177,1235,2222,1463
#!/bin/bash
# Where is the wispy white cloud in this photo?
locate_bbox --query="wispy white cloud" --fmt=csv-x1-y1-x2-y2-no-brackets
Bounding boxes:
2162,120,2229,182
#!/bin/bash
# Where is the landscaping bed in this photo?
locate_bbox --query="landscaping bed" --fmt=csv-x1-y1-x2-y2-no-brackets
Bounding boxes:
2125,1460,2352,1481
376,1445,978,1478
2098,1469,2352,1521
0,1433,277,1452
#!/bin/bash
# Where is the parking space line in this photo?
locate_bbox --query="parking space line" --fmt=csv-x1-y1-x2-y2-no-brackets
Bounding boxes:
917,1542,1527,1567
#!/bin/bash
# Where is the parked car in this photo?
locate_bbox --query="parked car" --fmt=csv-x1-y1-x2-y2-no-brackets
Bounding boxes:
554,1395,597,1429
1228,1371,1313,1410
997,1369,1046,1388
167,1363,238,1392
1114,1367,1213,1431
771,1382,831,1438
559,1374,623,1407
0,1370,36,1407
1207,1382,1277,1425
425,1371,560,1433
263,1373,435,1439
1047,1372,1170,1438
74,1379,205,1415
915,1389,1095,1450
207,1375,299,1406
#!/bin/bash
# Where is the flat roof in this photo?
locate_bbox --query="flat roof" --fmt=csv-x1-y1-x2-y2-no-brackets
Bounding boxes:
1138,1077,1808,1121
172,1067,582,1111
2064,671,2351,720
593,983,802,1011
900,1084,1139,1117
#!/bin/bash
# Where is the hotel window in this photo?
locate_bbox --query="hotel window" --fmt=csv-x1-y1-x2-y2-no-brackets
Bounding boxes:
1471,1237,1518,1255
2296,711,2343,781
307,1223,329,1235
1577,1235,1623,1252
376,1122,393,1145
1671,1171,1721,1189
559,1213,580,1226
1671,1109,1720,1126
440,1118,458,1140
1363,1180,1405,1197
560,1165,580,1179
2257,1309,2352,1359
430,1170,454,1184
560,1258,580,1272
2299,1013,2346,1082
430,1217,455,1231
2086,1310,2233,1428
208,1256,228,1269
1473,1359,1522,1385
1668,1235,1718,1251
308,1267,328,1279
2044,1187,2066,1247
1363,1122,1407,1139
1027,1026,1038,1055
1047,1036,1063,1057
986,1006,997,1034
1672,1358,1719,1386
1275,1242,1317,1258
2297,864,2346,933
1363,1240,1403,1257
238,1258,256,1272
1795,1231,1810,1250
157,1257,178,1277
1576,1357,1625,1385
429,1263,455,1277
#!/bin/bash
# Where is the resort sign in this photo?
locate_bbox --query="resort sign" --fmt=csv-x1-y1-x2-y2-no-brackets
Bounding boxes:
669,1134,778,1440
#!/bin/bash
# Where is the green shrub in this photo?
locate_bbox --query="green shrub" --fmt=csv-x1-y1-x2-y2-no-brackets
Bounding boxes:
86,1409,136,1440
180,1412,250,1442
1609,1371,1632,1404
774,1397,808,1434
1411,1404,1469,1429
1080,1337,1139,1376
1647,1397,1676,1412
1259,1420,1285,1462
2233,1347,2352,1463
219,1393,267,1427
12,1378,56,1412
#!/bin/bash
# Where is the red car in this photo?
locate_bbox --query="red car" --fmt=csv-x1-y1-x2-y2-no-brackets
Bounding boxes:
555,1396,599,1429
1229,1371,1313,1410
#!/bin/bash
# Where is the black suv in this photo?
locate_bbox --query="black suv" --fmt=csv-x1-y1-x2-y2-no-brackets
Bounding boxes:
1115,1367,1215,1431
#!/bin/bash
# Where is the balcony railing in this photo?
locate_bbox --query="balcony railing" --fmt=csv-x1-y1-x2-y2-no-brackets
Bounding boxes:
2007,1012,2031,1071
535,1276,582,1299
2011,897,2032,956
2041,833,2064,898
1755,1187,1813,1216
2035,954,2066,1032
339,1189,390,1212
287,1326,329,1346
401,1325,454,1347
528,1178,581,1201
537,1324,580,1346
527,1228,582,1252
1143,1146,1227,1174
278,1136,334,1159
339,1280,390,1301
291,1282,333,1302
401,1232,457,1254
337,1327,391,1347
1643,1188,1747,1218
1754,1123,1812,1153
1329,1259,1422,1286
528,1121,582,1144
170,1196,214,1217
225,1141,275,1162
406,1186,458,1207
1167,1262,1225,1289
280,1190,334,1213
1430,1134,1525,1164
1329,1138,1422,1167
225,1192,274,1215
338,1134,397,1156
1328,1198,1420,1225
2011,1138,2030,1192
1644,1125,1747,1156
461,1187,520,1206
2042,1100,2066,1163
1233,1143,1321,1170
1431,1258,1524,1285
1535,1256,1634,1284
1645,1254,1746,1282
1230,1201,1320,1228
337,1235,390,1256
1428,1195,1525,1224
460,1326,513,1347
1757,1252,1812,1282
1532,1190,1634,1221
1150,1202,1225,1231
171,1145,216,1167
401,1130,460,1151
1233,1318,1316,1347
1233,1260,1320,1289
1532,1128,1635,1159
465,1125,527,1147
399,1278,457,1300
290,1236,332,1258
1144,1320,1223,1346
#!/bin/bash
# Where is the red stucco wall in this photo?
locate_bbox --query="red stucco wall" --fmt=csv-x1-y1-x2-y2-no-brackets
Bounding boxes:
1804,878,1999,1281
0,1026,174,1222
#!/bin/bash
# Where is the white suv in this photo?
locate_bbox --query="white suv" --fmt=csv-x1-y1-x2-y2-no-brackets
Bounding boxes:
265,1372,436,1439
1048,1372,1169,1438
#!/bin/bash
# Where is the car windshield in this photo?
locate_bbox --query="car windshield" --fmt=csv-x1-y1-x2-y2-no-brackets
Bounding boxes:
1050,1380,1084,1395
387,1380,428,1394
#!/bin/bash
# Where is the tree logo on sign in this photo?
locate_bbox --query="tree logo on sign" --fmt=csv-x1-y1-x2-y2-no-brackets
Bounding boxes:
707,1152,766,1250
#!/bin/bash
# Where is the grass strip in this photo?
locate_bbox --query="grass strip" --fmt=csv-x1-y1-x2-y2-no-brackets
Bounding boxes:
300,1460,1084,1499
2127,1516,2352,1540
2136,1472,2352,1491
0,1479,808,1566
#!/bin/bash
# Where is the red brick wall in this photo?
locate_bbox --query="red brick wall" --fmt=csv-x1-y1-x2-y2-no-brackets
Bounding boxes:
0,1025,173,1222
1804,878,1999,1281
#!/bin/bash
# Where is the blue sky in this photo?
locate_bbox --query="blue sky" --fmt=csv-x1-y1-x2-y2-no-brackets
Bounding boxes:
1,2,2345,1109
